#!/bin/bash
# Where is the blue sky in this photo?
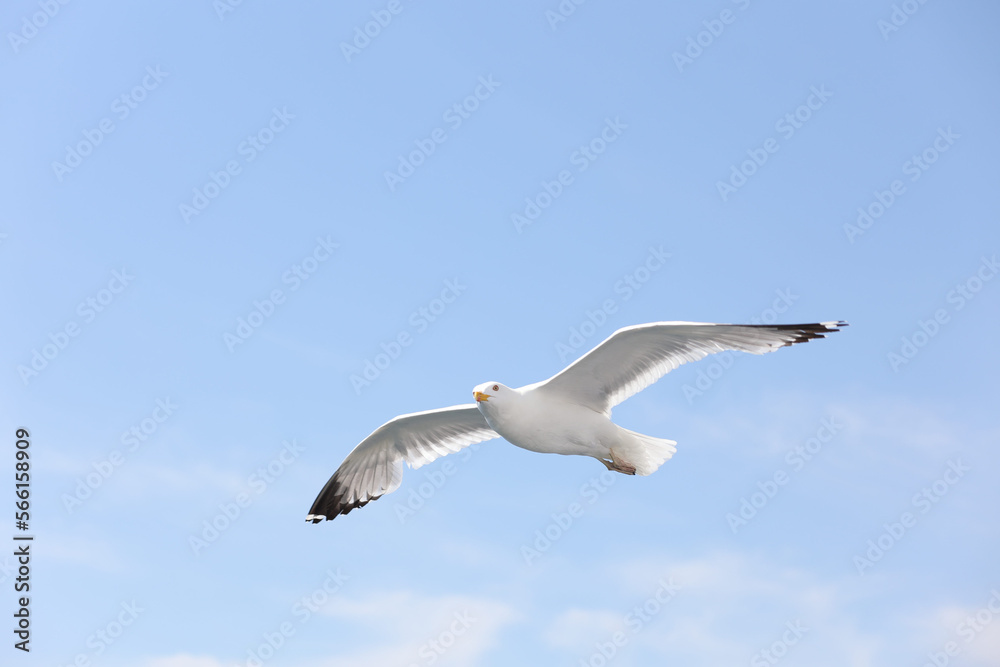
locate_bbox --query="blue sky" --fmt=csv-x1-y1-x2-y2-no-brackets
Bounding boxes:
2,1,999,665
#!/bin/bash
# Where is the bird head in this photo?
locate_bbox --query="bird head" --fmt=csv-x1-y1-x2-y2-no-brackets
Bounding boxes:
473,382,508,406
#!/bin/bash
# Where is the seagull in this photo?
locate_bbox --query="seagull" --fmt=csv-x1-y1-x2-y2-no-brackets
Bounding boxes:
306,321,846,522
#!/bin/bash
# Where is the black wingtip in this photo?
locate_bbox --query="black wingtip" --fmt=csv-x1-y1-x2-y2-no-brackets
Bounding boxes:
759,321,847,347
306,484,383,524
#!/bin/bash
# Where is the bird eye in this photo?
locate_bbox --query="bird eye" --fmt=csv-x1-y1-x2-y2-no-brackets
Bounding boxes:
492,384,499,391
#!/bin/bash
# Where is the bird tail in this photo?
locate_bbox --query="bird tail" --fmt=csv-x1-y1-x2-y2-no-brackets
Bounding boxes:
615,427,677,476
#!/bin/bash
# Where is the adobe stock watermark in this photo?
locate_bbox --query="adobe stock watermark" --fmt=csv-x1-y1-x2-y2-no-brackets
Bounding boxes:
878,0,932,41
350,278,467,395
61,398,179,513
340,0,415,63
672,0,753,73
555,245,670,363
750,620,808,667
189,439,305,556
521,471,616,566
844,127,959,243
716,85,832,202
511,117,627,233
179,106,294,224
408,611,477,667
394,443,482,524
213,0,247,21
241,568,350,667
224,236,339,352
579,577,681,667
853,459,969,575
56,600,144,667
384,75,501,192
726,415,844,534
17,268,134,386
921,589,1000,667
887,254,996,372
680,288,798,403
0,556,15,586
545,0,589,31
8,0,74,55
51,66,168,182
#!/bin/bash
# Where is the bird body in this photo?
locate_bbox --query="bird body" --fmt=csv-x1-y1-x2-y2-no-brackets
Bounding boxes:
474,382,593,456
473,381,674,474
306,320,846,522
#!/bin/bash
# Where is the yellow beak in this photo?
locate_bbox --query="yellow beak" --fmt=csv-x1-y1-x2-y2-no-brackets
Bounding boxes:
474,391,491,403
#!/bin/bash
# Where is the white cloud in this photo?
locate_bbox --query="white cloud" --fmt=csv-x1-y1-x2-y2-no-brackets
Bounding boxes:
543,550,881,667
134,590,518,667
545,608,623,649
310,589,519,667
911,594,1000,667
967,623,1000,666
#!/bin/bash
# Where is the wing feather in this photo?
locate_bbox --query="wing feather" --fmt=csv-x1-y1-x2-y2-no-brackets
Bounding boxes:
537,321,846,415
306,404,497,522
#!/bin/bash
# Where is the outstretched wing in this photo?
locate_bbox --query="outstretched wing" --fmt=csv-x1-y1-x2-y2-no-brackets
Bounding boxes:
306,404,497,522
537,321,846,415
